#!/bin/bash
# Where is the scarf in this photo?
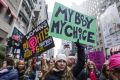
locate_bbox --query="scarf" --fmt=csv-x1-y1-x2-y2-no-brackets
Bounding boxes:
89,71,96,80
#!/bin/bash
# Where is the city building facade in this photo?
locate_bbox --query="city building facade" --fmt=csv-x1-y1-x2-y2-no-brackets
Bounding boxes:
0,0,21,44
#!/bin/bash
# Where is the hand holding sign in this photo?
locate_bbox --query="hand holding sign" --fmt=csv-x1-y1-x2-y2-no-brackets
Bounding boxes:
49,2,96,46
21,20,55,60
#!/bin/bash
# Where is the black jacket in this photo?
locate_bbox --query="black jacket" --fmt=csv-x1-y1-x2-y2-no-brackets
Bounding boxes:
44,70,65,80
72,42,85,79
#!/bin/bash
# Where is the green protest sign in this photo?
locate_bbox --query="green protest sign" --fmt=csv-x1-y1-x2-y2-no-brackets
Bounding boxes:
49,2,96,46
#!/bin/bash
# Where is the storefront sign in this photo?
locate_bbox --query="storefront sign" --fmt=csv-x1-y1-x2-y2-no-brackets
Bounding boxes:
49,2,96,46
21,20,55,59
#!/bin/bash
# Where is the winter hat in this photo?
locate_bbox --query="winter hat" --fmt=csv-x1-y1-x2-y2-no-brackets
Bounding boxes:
55,54,67,62
109,54,120,70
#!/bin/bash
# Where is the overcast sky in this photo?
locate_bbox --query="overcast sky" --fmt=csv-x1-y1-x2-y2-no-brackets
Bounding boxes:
45,0,86,56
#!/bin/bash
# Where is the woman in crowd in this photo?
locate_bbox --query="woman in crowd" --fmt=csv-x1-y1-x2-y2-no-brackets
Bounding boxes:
41,40,85,80
0,57,18,80
78,60,100,80
99,62,110,80
47,59,55,70
16,59,25,80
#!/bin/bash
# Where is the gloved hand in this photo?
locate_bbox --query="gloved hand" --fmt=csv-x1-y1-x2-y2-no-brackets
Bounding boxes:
74,39,80,47
74,39,85,49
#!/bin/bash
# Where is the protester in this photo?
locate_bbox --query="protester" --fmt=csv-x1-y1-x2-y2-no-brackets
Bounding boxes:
67,56,76,68
47,59,55,69
99,62,110,80
27,57,36,80
16,59,25,80
41,57,49,73
78,60,100,80
0,57,18,80
109,54,120,80
25,57,37,80
40,40,85,80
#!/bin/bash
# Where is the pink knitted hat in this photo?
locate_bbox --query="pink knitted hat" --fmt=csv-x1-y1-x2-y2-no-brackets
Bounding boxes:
109,54,120,70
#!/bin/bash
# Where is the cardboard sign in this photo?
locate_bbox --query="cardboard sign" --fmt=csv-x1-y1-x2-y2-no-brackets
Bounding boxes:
21,20,55,59
49,2,96,46
88,51,105,70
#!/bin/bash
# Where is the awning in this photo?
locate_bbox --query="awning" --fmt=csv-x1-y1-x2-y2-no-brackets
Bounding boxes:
0,0,8,8
110,45,120,52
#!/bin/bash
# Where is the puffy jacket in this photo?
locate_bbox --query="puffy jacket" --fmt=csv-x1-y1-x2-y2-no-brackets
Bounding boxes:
0,66,18,80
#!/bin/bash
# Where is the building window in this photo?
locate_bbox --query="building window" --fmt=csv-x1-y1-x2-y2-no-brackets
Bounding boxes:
118,5,120,12
97,41,99,45
99,33,101,37
101,47,103,51
95,49,96,51
39,2,41,4
97,48,99,51
4,8,14,25
100,40,102,44
116,0,119,3
0,37,3,43
98,27,100,31
33,0,37,4
0,3,4,13
40,6,41,9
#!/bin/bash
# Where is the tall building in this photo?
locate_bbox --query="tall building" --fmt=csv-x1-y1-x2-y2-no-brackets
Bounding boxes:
0,0,21,44
10,0,48,39
28,0,48,32
0,0,49,54
12,0,36,36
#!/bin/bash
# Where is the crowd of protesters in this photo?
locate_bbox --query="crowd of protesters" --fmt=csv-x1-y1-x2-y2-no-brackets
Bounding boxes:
0,40,120,80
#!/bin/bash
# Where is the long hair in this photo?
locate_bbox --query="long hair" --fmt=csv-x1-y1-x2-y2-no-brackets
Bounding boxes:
101,64,109,79
42,66,74,80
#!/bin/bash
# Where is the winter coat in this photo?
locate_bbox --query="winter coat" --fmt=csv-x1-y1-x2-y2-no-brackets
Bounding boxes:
29,70,36,80
17,69,25,80
78,68,100,80
42,42,85,80
99,73,109,80
0,66,18,80
42,67,74,80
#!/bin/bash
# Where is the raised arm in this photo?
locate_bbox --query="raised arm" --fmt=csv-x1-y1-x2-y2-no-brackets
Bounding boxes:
71,40,85,78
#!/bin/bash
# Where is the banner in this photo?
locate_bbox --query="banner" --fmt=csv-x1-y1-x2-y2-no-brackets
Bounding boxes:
21,20,55,59
49,2,96,46
88,51,105,70
100,3,120,48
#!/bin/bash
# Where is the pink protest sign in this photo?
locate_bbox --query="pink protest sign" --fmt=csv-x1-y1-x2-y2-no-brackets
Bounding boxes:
28,36,37,53
88,51,105,70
